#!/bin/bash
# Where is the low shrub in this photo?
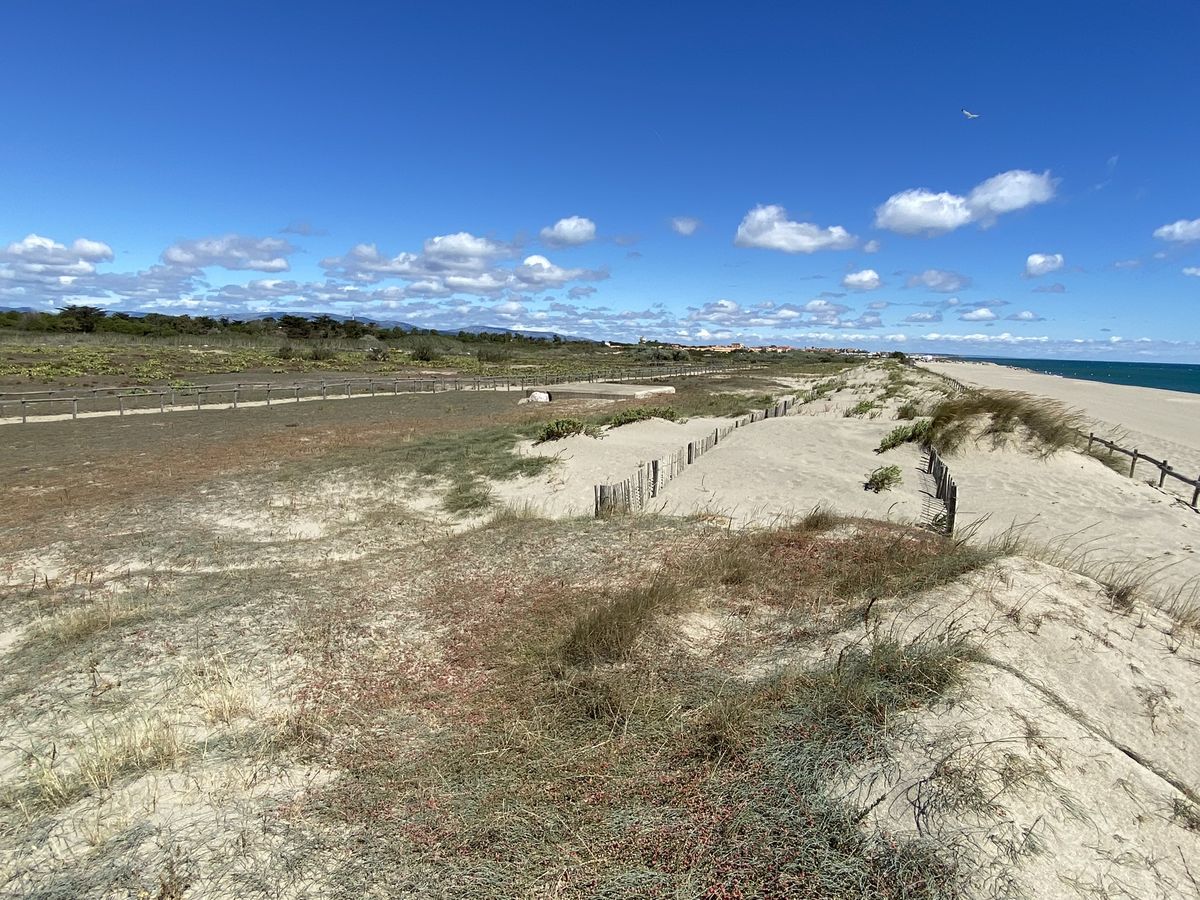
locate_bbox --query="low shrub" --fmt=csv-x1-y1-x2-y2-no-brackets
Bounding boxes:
876,419,932,453
274,345,296,360
844,400,876,418
865,465,902,492
366,346,389,361
534,418,600,444
606,406,680,428
896,400,920,420
308,343,338,361
410,340,439,363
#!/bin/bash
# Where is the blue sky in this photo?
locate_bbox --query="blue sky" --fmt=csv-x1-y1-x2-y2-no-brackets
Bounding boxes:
2,0,1198,360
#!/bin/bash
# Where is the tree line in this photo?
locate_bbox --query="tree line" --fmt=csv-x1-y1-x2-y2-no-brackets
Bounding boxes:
0,305,587,346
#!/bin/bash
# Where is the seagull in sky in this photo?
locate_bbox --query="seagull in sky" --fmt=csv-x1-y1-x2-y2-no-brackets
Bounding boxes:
961,108,980,119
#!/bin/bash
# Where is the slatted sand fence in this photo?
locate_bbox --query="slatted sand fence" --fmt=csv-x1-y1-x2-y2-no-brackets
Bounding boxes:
594,397,794,515
924,446,959,535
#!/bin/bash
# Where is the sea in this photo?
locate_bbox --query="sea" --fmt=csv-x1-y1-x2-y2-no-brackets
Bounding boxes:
965,356,1200,396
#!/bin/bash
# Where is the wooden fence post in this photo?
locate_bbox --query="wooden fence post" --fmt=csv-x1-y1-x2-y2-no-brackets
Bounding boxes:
1193,478,1200,510
1129,450,1138,479
118,396,124,416
1160,461,1169,489
21,400,26,423
1087,433,1094,452
72,398,78,420
233,388,239,409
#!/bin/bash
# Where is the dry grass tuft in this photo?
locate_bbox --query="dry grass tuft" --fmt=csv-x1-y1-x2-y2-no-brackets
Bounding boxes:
926,390,1086,457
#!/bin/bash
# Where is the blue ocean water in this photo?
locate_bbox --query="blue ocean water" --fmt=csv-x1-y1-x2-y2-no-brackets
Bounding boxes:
966,357,1200,396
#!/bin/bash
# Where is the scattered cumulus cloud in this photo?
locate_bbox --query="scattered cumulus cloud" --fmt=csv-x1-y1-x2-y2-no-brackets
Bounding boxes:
842,269,881,291
1153,218,1200,243
960,307,998,321
1113,259,1141,269
904,311,942,323
670,216,700,236
1007,310,1045,321
539,216,596,247
863,239,881,253
907,269,971,293
734,205,857,253
1184,267,1200,277
875,169,1057,235
162,235,295,272
1025,252,1064,277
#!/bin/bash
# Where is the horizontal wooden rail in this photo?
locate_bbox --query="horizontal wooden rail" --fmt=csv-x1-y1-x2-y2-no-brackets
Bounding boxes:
1086,432,1200,507
0,363,754,423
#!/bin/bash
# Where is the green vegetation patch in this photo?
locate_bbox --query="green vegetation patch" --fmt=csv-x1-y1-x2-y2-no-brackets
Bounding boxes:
605,405,680,428
877,419,932,453
865,465,903,492
534,418,602,444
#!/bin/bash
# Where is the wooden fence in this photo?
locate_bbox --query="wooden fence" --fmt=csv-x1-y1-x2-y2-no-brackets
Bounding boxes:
593,397,794,515
0,363,745,424
1086,433,1200,508
925,446,959,535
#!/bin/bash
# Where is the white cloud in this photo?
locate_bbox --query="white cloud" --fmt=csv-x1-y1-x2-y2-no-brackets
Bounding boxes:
1025,252,1064,277
734,205,857,253
0,234,117,297
904,311,942,323
670,216,700,236
907,269,971,293
875,169,1056,235
1033,282,1066,294
874,190,972,236
1184,267,1200,277
423,232,508,264
1007,310,1044,321
1153,218,1200,243
966,170,1057,225
842,269,881,291
162,235,295,272
960,307,998,321
920,332,1050,344
863,239,881,253
513,254,606,290
539,216,596,247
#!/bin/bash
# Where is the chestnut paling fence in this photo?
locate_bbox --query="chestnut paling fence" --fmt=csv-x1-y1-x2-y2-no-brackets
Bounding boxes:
594,398,963,536
924,446,959,535
593,397,796,515
0,363,746,424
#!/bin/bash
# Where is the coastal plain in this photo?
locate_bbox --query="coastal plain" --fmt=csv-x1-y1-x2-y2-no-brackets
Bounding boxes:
2,357,1198,899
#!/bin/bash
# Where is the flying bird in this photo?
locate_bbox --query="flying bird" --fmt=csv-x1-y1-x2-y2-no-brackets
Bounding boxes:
961,108,980,119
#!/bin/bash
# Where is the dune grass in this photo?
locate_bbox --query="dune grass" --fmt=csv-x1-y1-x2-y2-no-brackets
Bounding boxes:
877,419,932,453
310,515,1011,896
925,390,1086,457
